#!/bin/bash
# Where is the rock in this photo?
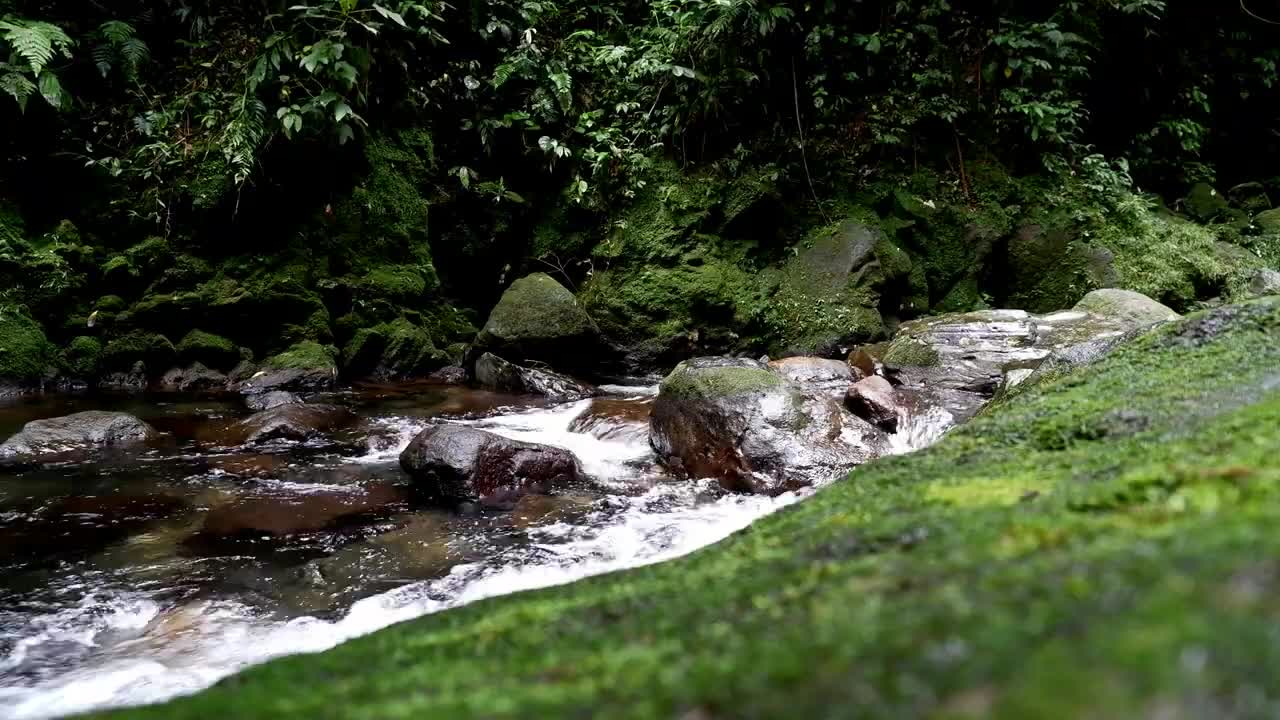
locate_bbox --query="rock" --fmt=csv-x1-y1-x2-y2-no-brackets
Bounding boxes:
244,390,302,412
568,397,653,442
474,353,595,401
768,220,887,356
195,481,407,540
236,341,337,393
649,357,887,494
1247,269,1280,298
399,424,586,507
1071,289,1180,329
1001,223,1118,313
229,404,358,446
175,330,240,371
767,357,854,386
845,376,899,433
341,318,452,380
474,273,601,369
0,411,157,459
1228,182,1271,215
101,331,176,373
428,366,468,385
847,348,879,379
0,307,54,391
159,363,228,392
97,364,148,392
1255,208,1280,233
1184,183,1230,223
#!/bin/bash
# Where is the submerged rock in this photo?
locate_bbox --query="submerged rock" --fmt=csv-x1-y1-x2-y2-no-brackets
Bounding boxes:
0,411,157,460
568,397,652,443
399,424,585,507
649,357,886,494
474,353,595,401
159,363,228,392
473,273,601,369
229,404,358,446
195,481,408,541
244,390,302,412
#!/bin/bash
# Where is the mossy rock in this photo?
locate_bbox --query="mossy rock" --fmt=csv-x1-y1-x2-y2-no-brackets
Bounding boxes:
1255,208,1280,234
264,341,338,373
1072,289,1180,327
0,307,54,385
61,336,103,378
342,318,446,379
881,336,942,367
101,331,175,372
766,219,887,356
475,273,601,368
357,264,436,303
1228,182,1271,215
657,359,784,401
176,330,240,370
95,295,127,313
1183,182,1231,223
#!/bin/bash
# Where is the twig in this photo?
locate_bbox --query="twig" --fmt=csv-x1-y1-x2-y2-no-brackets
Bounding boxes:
792,58,830,224
1241,0,1280,24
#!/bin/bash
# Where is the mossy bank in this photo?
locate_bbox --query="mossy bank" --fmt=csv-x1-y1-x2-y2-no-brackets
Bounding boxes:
103,296,1280,718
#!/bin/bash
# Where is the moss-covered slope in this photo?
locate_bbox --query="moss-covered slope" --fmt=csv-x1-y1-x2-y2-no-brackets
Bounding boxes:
112,296,1280,719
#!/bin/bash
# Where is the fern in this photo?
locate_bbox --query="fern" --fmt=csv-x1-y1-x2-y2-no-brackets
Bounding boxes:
0,69,36,110
0,19,73,75
93,20,149,81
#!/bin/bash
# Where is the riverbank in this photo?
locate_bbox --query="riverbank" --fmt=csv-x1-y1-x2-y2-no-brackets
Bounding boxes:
99,296,1280,718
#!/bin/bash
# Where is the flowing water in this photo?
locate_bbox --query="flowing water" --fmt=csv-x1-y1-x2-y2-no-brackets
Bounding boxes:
0,383,953,720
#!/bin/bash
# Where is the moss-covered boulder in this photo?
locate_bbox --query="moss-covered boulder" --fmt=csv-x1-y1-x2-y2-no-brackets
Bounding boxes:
650,356,887,494
101,331,175,373
0,307,54,390
1256,208,1280,234
765,219,887,357
343,317,449,379
138,297,1280,720
239,341,338,393
1228,181,1271,215
1183,182,1231,222
176,330,240,370
60,336,103,378
997,222,1117,313
474,273,601,369
1071,289,1180,327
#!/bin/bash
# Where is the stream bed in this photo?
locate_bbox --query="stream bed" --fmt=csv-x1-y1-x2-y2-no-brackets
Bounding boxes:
0,383,949,719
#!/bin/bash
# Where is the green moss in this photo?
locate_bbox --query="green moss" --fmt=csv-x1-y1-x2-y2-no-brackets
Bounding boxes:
95,295,127,313
61,336,103,377
478,272,598,350
882,336,942,367
101,331,175,371
1183,182,1230,222
0,306,53,382
120,298,1280,720
332,129,435,268
176,329,239,370
264,341,338,371
659,362,784,400
358,264,434,301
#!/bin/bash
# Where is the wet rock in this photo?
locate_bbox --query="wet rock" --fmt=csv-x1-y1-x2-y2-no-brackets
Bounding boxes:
568,397,652,442
228,404,358,446
399,424,586,507
649,357,886,494
767,357,854,386
474,353,595,401
1229,181,1271,215
847,348,880,379
208,453,289,478
244,390,302,412
1256,208,1280,233
0,411,158,460
195,481,408,540
97,362,148,392
845,376,899,433
1184,182,1231,223
235,342,338,394
1072,289,1180,329
1247,269,1280,298
473,272,601,369
0,494,187,569
159,363,228,392
428,366,468,385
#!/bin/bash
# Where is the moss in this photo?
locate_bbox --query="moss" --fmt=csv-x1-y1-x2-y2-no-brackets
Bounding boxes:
1183,182,1230,223
264,341,338,371
358,264,434,302
1255,208,1280,233
0,306,54,382
477,273,598,352
95,295,127,313
61,335,103,377
882,336,942,367
331,129,435,268
176,329,240,370
121,298,1280,720
658,363,784,400
101,331,175,371
934,276,990,313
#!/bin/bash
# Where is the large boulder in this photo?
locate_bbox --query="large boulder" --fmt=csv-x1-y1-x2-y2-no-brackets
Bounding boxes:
236,341,338,394
767,357,854,386
158,363,228,392
0,307,54,393
649,357,886,494
473,273,601,369
228,404,358,446
474,353,595,401
1071,289,1180,329
0,411,157,460
399,424,585,507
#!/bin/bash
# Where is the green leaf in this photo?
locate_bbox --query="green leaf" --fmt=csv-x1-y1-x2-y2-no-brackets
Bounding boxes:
373,4,408,28
334,102,353,123
37,70,64,108
866,34,881,53
336,123,355,145
333,61,358,87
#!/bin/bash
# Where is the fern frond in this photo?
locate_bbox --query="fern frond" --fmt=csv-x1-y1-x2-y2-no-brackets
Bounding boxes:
122,37,149,69
0,70,36,111
92,42,114,78
0,21,55,74
99,20,135,44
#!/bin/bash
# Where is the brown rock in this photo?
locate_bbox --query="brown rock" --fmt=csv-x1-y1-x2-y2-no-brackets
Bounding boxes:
845,376,899,433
